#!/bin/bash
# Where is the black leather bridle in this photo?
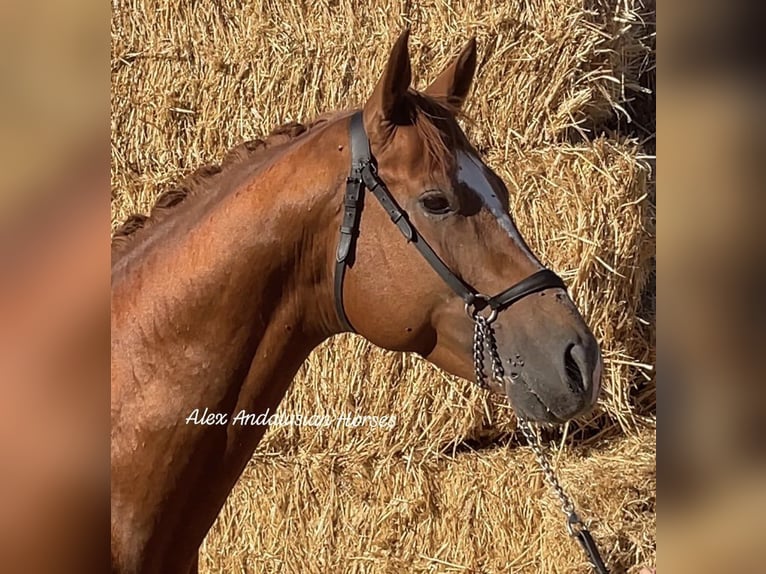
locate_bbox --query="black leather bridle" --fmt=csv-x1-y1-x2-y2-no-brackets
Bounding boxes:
333,112,611,574
334,111,567,333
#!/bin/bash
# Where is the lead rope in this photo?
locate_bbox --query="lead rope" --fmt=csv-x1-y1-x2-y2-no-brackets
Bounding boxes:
469,308,610,574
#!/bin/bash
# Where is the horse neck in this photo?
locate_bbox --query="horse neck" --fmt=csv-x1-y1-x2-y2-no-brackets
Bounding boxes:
113,119,347,383
111,118,350,571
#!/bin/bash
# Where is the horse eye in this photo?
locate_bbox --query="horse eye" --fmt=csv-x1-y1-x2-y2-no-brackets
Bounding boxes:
420,192,452,215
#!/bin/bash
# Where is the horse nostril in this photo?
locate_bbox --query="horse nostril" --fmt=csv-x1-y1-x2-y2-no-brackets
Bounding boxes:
564,343,586,394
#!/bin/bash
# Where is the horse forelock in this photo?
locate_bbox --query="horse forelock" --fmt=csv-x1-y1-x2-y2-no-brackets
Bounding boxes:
405,90,469,177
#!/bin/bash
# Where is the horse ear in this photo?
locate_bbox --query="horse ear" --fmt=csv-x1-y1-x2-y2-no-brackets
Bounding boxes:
363,29,412,139
424,37,477,108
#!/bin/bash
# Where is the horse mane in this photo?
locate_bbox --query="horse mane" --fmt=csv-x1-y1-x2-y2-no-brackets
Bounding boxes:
111,119,328,258
111,92,464,259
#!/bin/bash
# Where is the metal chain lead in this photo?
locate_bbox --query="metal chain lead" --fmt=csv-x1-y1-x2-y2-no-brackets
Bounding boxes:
472,318,489,389
517,418,577,519
470,313,610,574
487,325,505,382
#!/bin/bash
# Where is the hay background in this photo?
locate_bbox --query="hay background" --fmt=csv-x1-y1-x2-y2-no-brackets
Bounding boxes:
111,1,655,572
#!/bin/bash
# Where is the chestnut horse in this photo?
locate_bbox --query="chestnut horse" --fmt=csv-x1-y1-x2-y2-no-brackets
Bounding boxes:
111,32,602,574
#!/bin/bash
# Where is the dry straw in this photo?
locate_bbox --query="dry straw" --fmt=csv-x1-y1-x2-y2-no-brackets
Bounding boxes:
112,0,655,572
202,429,655,573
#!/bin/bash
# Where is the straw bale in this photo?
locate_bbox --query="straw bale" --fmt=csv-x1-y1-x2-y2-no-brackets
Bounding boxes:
202,429,655,573
111,0,655,571
111,0,654,221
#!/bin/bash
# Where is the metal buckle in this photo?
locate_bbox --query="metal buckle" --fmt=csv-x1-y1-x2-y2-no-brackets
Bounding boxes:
465,294,498,323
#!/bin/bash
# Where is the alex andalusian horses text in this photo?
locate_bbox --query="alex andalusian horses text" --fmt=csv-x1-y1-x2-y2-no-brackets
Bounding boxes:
111,31,603,573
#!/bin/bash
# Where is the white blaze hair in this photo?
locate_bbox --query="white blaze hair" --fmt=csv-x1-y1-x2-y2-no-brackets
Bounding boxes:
456,150,543,269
